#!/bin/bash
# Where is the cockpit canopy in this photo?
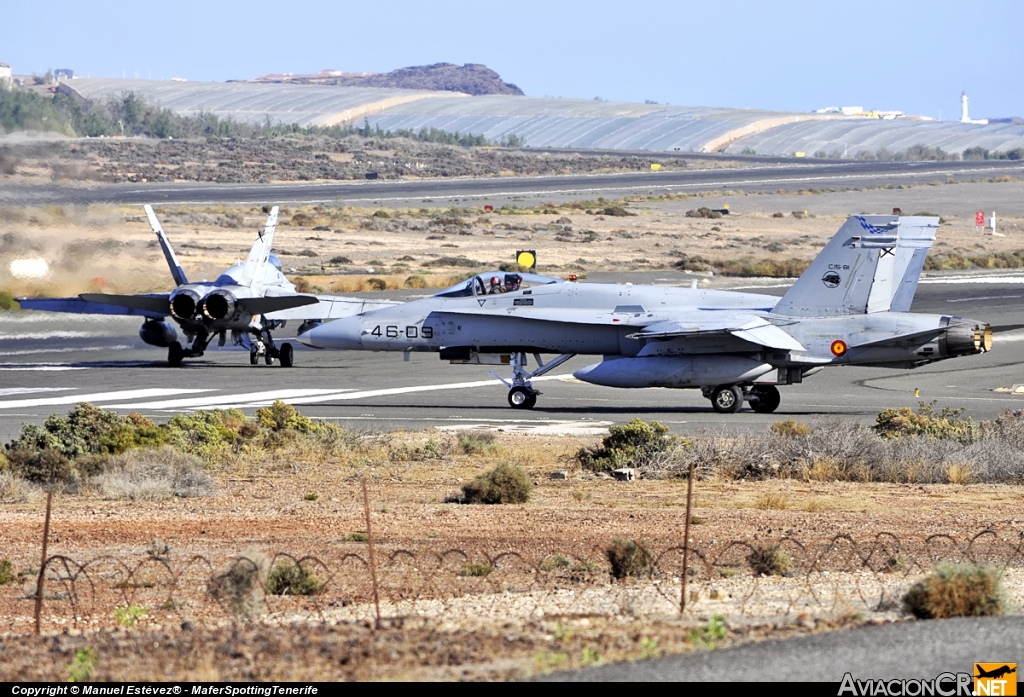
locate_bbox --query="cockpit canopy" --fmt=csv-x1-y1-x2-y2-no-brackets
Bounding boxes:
433,272,563,298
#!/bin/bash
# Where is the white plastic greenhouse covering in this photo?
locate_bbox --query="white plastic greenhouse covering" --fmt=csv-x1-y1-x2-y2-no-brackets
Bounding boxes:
66,79,1024,156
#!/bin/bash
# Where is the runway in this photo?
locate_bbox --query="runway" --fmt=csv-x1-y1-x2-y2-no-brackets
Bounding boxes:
2,272,1023,442
3,159,1023,207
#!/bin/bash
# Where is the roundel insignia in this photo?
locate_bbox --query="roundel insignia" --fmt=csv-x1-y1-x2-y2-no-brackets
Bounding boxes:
831,340,848,357
822,271,841,288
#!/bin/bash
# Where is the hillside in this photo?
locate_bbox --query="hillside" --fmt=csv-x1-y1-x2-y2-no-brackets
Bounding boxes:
296,63,524,96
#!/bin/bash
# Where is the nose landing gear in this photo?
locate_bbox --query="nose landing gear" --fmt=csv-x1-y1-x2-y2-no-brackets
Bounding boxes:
490,352,575,410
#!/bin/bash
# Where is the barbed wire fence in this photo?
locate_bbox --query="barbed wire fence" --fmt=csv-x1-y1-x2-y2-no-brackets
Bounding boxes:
5,473,1024,636
5,526,1023,635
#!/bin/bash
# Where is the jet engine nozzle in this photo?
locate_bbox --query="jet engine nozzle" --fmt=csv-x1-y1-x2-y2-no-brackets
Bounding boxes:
169,289,200,320
943,317,993,356
202,290,237,321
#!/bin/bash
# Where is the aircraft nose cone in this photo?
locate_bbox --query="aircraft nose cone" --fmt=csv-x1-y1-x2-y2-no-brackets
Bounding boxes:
297,316,363,350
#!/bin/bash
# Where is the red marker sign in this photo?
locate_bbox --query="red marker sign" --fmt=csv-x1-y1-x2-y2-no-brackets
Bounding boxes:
976,211,985,227
831,340,848,357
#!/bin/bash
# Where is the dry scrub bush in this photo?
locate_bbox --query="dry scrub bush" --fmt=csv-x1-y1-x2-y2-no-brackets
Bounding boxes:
0,471,40,503
770,420,811,438
606,538,653,580
0,559,14,585
903,563,1010,619
577,419,678,473
661,411,1024,484
209,555,268,622
458,431,498,455
94,446,213,500
747,544,792,577
461,463,532,504
266,561,322,596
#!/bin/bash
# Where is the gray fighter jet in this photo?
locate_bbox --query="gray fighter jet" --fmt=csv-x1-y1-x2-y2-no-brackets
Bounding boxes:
18,205,395,367
297,215,992,412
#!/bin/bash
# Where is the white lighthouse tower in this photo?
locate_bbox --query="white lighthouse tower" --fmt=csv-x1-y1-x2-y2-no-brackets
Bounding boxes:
960,91,988,125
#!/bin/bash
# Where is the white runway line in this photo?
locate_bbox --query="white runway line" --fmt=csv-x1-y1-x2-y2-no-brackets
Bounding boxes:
107,388,353,410
0,366,90,372
0,388,212,410
0,388,72,397
920,276,1024,285
0,345,134,357
0,331,119,340
0,361,153,371
282,374,570,406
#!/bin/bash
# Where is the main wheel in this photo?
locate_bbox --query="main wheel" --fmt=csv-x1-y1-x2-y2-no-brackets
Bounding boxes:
279,342,294,368
168,341,184,368
249,349,259,365
749,385,781,413
710,385,744,413
508,386,536,409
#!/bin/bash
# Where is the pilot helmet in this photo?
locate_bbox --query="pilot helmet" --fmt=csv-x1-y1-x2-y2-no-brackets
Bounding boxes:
490,276,501,286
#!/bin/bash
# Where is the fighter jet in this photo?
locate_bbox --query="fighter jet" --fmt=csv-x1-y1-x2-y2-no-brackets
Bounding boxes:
18,205,395,367
297,215,992,412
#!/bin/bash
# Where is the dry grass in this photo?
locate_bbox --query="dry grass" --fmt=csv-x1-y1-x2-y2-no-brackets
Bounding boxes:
944,462,974,484
754,491,791,510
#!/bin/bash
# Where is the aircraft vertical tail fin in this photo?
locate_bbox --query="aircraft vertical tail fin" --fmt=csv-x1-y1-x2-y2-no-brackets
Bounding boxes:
246,206,279,293
145,204,189,286
771,215,938,317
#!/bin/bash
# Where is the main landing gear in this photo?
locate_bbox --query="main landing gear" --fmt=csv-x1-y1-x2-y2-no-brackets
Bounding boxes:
167,331,214,368
248,328,294,368
491,352,576,410
168,327,294,368
704,384,781,414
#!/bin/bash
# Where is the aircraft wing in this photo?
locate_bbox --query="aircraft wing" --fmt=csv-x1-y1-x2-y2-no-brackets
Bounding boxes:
630,317,806,351
264,295,402,321
435,306,805,351
17,296,168,319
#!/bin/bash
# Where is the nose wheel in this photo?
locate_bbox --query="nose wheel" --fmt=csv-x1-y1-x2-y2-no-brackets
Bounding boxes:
508,386,538,409
710,384,744,413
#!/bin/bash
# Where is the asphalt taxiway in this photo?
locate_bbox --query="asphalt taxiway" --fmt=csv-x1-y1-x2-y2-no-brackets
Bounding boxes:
2,272,1023,441
3,160,1023,208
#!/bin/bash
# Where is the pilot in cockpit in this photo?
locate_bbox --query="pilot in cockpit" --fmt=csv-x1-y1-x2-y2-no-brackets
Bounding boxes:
488,276,504,294
504,274,522,292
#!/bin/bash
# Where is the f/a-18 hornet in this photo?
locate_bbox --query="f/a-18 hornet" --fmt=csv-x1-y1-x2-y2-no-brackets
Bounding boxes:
19,205,394,367
297,215,991,412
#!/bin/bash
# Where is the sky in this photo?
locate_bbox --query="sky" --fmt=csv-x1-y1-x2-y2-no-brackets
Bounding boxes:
5,0,1022,119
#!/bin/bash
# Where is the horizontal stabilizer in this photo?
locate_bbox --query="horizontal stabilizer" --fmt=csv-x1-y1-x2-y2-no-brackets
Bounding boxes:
851,327,945,349
236,295,318,316
18,296,167,319
265,295,401,320
78,293,171,315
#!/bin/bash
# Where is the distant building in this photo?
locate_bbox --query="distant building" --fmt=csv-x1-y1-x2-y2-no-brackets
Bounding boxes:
0,63,12,89
54,68,74,80
960,91,989,125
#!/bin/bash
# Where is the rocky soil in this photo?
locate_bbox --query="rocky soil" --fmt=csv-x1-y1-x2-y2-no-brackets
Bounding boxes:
1,432,1022,680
